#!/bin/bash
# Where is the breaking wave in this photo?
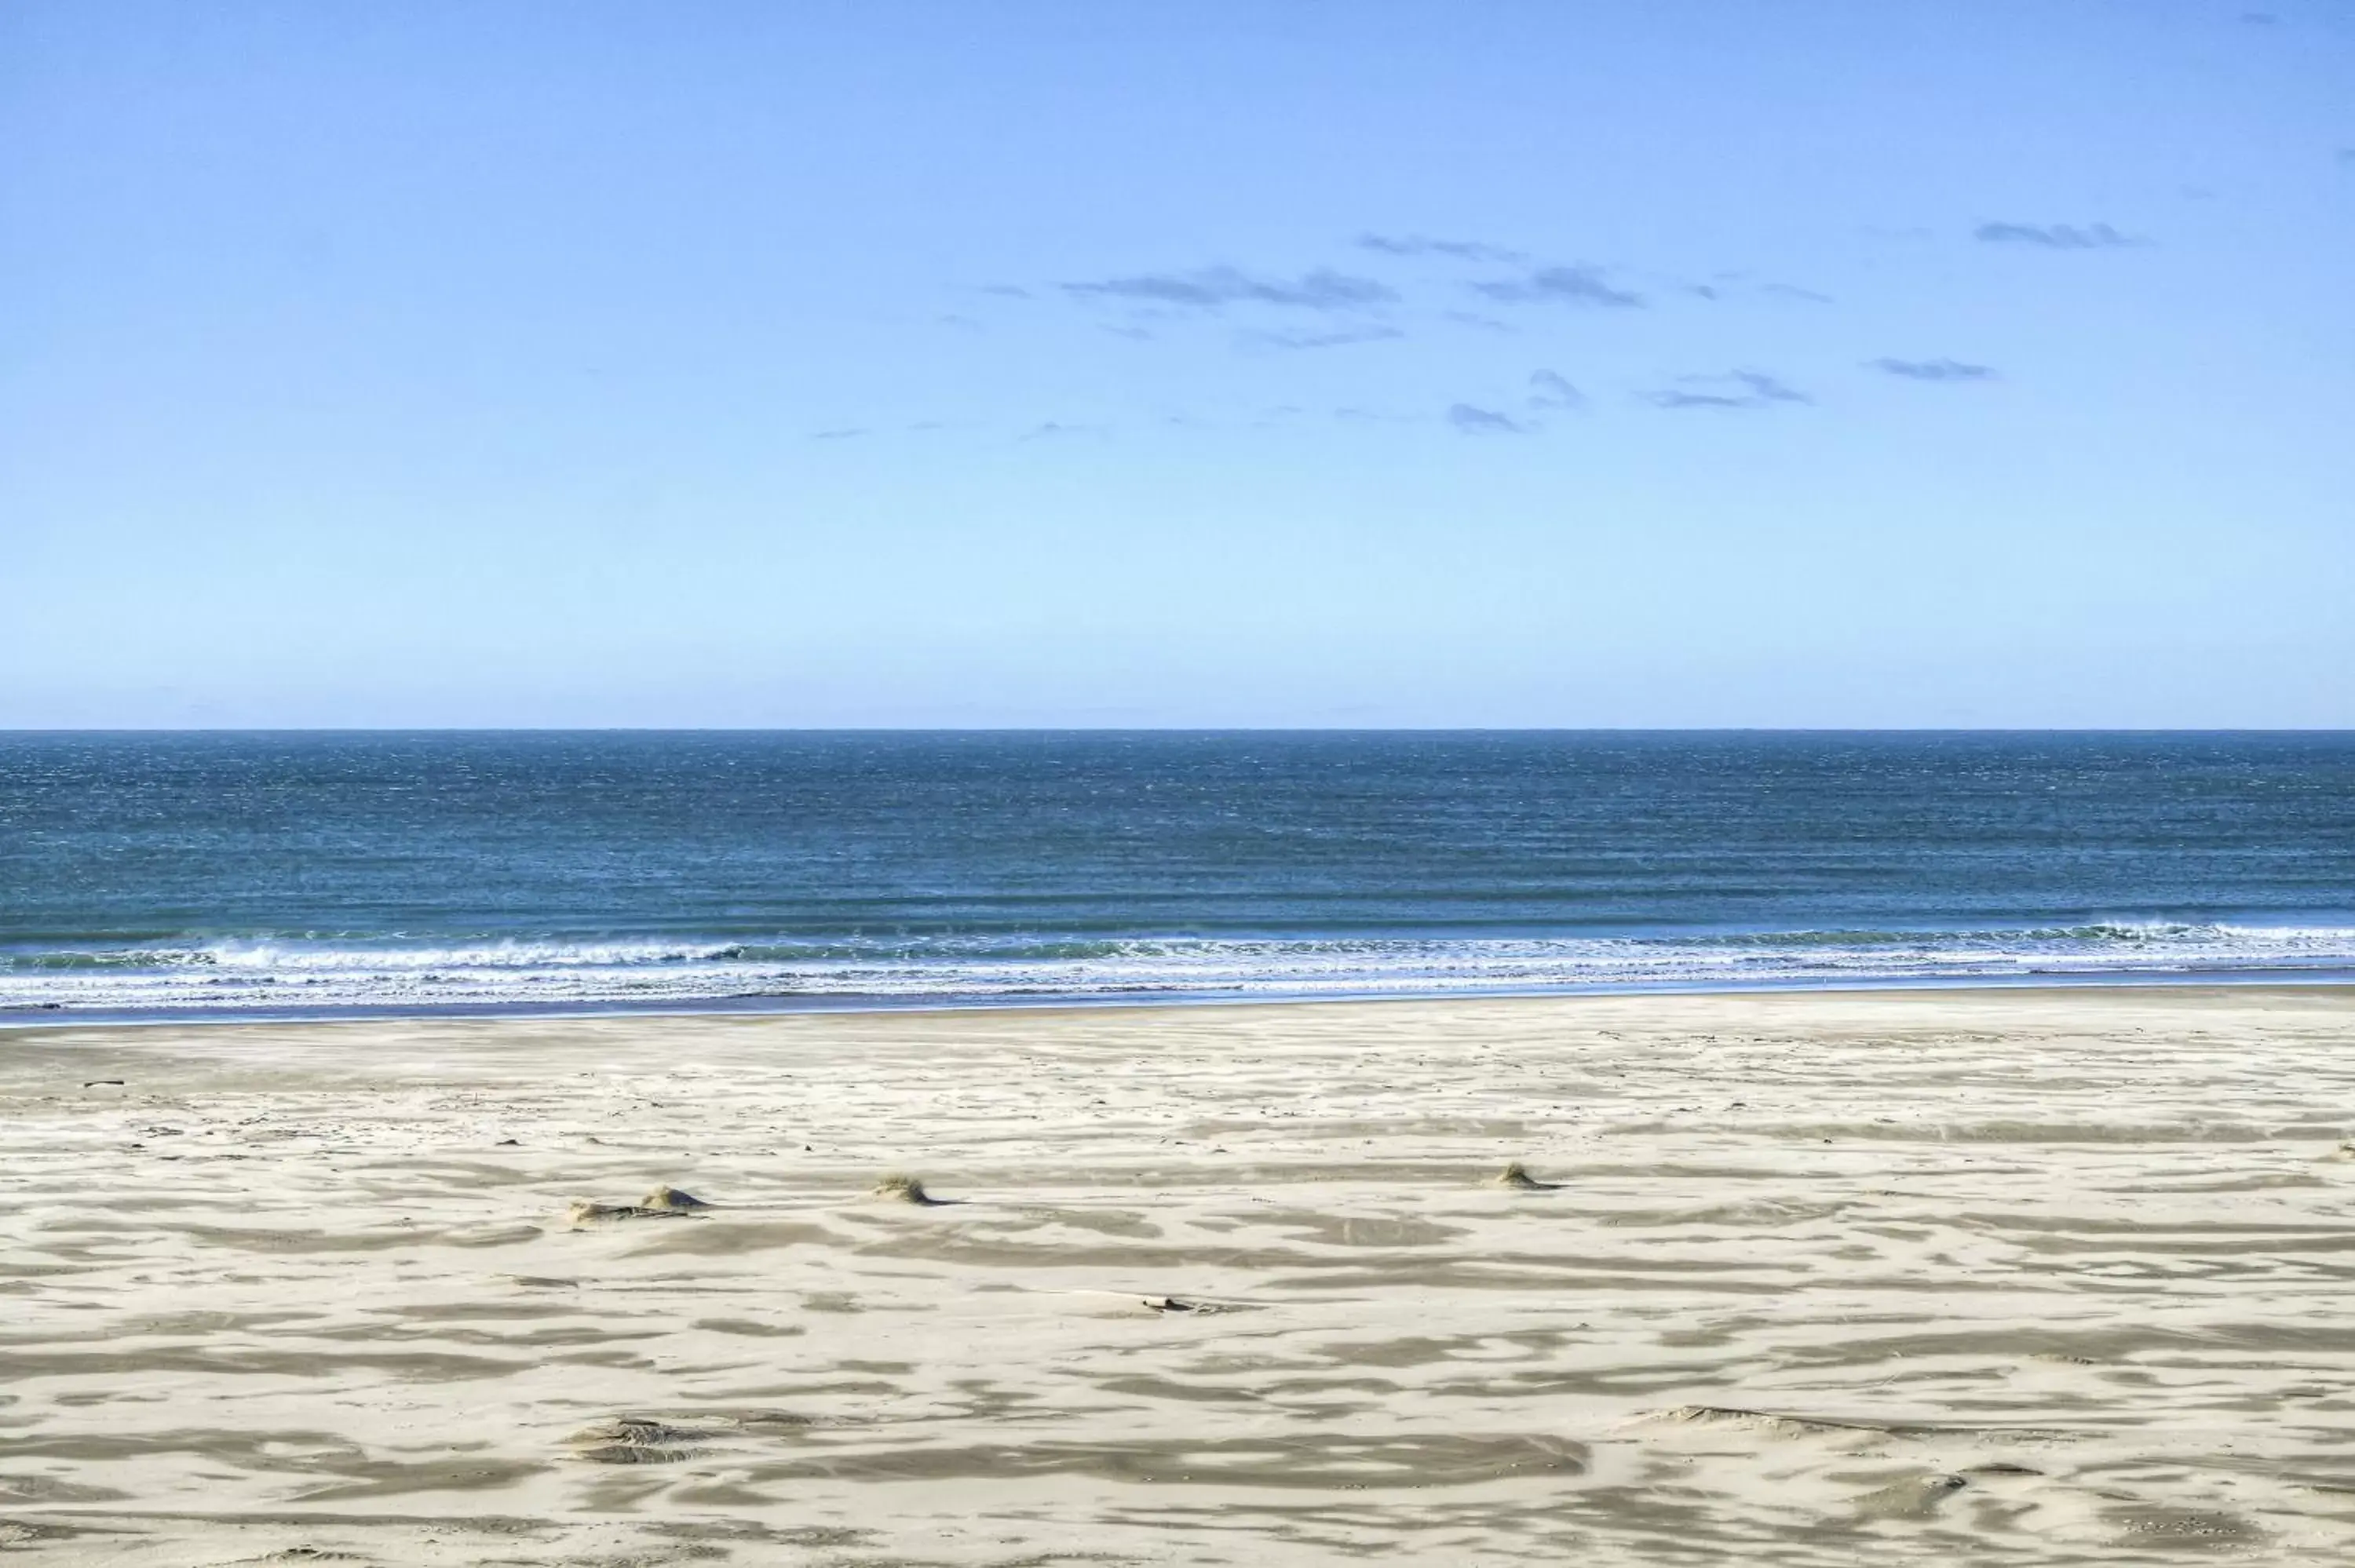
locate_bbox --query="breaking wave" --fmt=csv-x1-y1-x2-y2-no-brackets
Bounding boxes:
5,921,2353,1016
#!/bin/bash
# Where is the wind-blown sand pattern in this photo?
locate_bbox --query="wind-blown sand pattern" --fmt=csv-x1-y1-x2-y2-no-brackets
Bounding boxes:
6,988,2355,1564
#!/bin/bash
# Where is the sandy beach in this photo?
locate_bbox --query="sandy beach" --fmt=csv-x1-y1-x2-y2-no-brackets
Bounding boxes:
6,986,2355,1564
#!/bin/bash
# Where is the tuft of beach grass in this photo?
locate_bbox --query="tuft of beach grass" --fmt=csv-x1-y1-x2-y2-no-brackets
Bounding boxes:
871,1172,945,1205
566,1198,691,1226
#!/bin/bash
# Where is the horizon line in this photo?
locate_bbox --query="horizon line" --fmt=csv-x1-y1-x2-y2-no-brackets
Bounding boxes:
5,726,2353,738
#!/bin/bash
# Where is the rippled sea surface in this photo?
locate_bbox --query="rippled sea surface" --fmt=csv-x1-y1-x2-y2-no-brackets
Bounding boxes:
2,731,2351,1014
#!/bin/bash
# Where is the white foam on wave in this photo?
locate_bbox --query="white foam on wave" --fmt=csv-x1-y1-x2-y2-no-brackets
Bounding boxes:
5,921,2354,1015
196,939,725,971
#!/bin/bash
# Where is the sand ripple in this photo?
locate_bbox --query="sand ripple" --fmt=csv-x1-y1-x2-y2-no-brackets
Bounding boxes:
5,988,2355,1563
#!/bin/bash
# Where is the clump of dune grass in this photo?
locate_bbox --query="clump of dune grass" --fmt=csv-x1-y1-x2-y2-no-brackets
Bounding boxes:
871,1172,945,1205
564,1199,688,1226
1492,1161,1559,1191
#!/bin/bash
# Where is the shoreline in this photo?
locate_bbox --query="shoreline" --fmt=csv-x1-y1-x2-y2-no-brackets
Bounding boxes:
6,962,2353,1032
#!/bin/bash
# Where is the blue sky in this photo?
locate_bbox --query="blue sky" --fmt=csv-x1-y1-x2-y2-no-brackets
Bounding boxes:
3,1,2350,727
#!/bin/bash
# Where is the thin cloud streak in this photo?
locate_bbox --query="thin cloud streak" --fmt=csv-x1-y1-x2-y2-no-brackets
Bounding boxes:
1447,403,1529,434
1356,232,1527,264
1644,370,1811,410
1870,357,1997,382
1470,264,1646,308
1061,266,1397,311
1238,323,1406,352
1974,221,2145,249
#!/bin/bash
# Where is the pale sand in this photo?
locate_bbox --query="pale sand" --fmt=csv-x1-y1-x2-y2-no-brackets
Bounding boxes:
6,987,2355,1564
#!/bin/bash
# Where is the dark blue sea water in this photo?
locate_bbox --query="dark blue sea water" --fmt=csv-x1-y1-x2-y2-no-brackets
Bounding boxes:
2,731,2351,1017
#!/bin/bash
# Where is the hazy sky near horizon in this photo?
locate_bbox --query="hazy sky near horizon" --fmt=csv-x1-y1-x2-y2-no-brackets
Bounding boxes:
3,2,2350,727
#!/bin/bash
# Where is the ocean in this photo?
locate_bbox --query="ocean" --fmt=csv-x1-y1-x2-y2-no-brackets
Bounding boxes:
2,731,2351,1018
